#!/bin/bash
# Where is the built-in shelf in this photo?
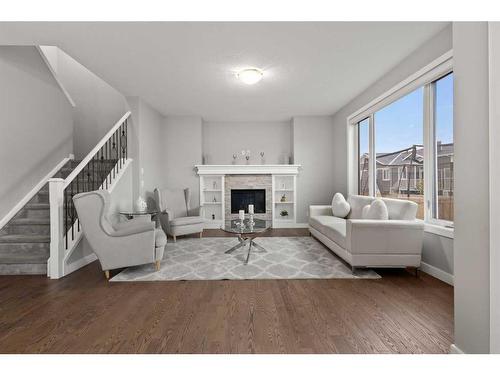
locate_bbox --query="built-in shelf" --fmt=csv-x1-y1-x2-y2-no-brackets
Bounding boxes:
275,201,294,204
203,189,222,192
275,189,294,192
204,202,222,205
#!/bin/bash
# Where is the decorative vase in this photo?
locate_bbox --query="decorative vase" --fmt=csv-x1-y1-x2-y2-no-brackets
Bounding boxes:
135,196,147,212
280,194,286,202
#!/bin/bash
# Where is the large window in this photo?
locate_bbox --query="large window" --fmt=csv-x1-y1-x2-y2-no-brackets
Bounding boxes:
374,87,425,219
351,66,454,227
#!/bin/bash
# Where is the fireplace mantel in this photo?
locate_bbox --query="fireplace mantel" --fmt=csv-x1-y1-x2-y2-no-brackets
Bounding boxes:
195,164,301,175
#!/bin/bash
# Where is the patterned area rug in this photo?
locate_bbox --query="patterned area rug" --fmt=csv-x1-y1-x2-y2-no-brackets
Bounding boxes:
111,236,380,281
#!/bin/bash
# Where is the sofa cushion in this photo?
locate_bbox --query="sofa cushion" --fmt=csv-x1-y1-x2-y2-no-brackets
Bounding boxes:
347,195,374,219
154,228,167,247
381,197,418,220
169,216,204,227
361,199,389,220
331,192,351,218
309,215,347,248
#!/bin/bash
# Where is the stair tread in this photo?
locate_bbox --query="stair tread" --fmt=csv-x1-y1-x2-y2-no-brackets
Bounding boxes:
26,203,50,209
0,234,50,243
10,218,50,225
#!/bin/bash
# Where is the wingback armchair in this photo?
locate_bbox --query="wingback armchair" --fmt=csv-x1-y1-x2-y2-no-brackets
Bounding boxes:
154,187,204,242
73,190,167,279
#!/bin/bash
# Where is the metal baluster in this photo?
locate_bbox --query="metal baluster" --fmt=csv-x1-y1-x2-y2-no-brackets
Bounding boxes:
71,180,74,241
65,188,68,249
125,119,128,159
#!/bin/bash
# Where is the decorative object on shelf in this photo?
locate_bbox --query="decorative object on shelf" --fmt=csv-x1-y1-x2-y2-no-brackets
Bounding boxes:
213,196,217,203
249,214,255,226
212,214,215,220
280,194,287,202
280,210,289,217
260,151,265,164
135,196,148,212
281,182,286,190
232,154,237,165
239,209,245,221
288,155,293,165
248,204,254,215
202,154,208,165
239,149,251,164
213,181,217,189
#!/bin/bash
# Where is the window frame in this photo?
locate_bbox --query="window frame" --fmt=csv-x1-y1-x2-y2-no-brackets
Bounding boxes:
347,51,453,231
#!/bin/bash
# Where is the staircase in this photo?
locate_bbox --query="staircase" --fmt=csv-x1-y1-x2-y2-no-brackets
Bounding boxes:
0,160,79,274
0,158,120,275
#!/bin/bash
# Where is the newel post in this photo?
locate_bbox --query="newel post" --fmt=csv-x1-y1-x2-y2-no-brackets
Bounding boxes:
48,178,65,279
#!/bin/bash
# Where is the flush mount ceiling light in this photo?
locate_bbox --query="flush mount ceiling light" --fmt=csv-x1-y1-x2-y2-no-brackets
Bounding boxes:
237,68,264,85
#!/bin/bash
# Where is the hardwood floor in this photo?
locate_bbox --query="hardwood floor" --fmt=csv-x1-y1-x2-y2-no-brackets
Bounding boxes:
0,229,453,354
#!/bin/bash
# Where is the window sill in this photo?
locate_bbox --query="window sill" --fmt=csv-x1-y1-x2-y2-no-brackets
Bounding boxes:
423,221,454,239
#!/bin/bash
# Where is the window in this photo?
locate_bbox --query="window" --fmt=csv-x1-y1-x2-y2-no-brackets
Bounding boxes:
350,61,453,226
433,73,454,223
382,168,390,181
358,118,370,196
373,87,424,218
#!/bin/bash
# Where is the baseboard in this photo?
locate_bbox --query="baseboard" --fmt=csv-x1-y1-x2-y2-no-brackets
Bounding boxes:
420,261,454,285
450,344,465,354
64,253,97,276
0,154,74,231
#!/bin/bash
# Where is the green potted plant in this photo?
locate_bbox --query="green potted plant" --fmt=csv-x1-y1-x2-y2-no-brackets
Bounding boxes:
280,210,289,217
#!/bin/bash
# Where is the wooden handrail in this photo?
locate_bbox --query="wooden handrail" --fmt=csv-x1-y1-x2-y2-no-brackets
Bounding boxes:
63,111,131,189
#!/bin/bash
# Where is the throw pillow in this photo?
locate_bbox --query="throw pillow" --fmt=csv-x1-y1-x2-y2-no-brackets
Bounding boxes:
361,199,389,220
331,192,351,218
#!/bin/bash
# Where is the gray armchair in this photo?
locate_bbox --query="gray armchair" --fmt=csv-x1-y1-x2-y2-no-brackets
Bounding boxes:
154,187,205,242
73,190,167,280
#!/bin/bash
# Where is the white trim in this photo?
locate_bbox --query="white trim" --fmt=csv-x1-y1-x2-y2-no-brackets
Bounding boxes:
420,261,454,285
449,344,465,354
348,50,453,123
64,111,131,188
0,154,74,231
36,46,76,107
64,253,97,275
195,164,301,175
424,222,454,239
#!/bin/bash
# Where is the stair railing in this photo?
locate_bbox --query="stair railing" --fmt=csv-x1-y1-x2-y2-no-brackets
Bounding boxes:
48,111,131,279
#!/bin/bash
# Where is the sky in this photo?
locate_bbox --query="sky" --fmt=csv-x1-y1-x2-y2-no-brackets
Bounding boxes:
359,73,453,155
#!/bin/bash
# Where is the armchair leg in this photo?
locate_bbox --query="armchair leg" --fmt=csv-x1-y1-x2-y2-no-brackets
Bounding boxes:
104,270,110,280
199,231,203,238
173,235,176,242
155,260,161,271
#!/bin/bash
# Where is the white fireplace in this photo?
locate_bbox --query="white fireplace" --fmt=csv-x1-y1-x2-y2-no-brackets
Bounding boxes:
195,164,301,229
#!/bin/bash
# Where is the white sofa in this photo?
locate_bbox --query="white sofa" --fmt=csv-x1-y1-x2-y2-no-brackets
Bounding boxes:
309,195,424,271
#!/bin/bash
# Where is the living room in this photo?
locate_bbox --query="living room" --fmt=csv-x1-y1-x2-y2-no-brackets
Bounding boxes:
1,0,499,370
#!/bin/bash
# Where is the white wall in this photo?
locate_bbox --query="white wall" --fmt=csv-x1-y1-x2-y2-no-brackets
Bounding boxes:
0,46,73,221
453,22,490,354
202,121,292,165
162,116,203,208
40,46,129,159
329,25,454,279
138,99,166,207
489,21,500,355
292,116,336,224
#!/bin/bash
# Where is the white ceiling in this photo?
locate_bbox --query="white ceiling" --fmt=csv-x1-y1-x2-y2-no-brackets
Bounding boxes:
0,22,449,121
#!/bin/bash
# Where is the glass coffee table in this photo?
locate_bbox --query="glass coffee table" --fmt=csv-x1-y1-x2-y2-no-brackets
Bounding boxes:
221,218,271,265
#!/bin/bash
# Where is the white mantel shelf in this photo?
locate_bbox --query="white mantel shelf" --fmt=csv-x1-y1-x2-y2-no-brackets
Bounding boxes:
195,164,301,175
